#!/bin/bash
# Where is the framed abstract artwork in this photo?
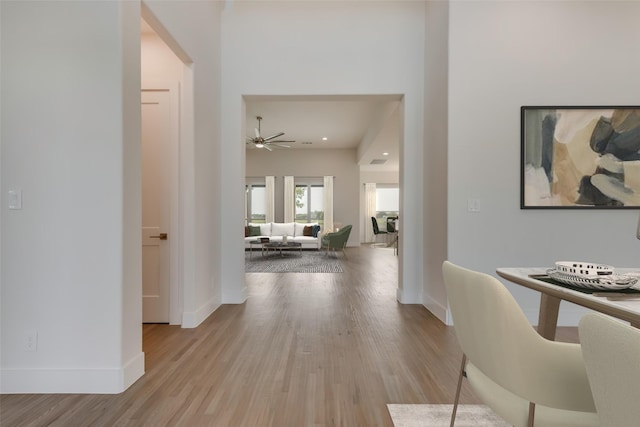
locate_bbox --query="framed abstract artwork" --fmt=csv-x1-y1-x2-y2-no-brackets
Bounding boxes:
521,106,640,208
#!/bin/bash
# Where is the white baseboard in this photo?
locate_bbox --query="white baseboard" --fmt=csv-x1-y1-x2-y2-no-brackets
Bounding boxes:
423,295,448,324
182,297,221,328
123,351,145,390
0,351,145,394
396,286,422,304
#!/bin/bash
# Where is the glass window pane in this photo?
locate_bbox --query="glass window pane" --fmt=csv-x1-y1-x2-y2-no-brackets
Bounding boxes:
310,186,323,222
376,188,399,224
250,185,266,223
294,184,324,224
295,186,308,221
376,188,399,211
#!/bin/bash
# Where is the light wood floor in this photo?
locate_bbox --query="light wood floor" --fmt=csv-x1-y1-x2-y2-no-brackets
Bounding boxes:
1,245,577,426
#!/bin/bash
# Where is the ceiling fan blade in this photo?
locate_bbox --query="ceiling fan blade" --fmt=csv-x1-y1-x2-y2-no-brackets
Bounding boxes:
269,143,291,148
268,140,295,144
246,136,255,142
255,128,260,138
263,144,273,151
263,132,285,142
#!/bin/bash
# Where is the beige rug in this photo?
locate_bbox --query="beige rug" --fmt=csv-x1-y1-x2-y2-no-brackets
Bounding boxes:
387,404,510,427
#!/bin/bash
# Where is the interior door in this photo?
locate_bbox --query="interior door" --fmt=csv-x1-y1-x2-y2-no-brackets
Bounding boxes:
142,90,171,323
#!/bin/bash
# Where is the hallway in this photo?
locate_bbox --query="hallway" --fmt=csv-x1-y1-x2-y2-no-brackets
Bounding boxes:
2,246,476,426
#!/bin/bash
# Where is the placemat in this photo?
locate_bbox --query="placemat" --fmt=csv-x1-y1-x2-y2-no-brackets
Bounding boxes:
530,274,640,295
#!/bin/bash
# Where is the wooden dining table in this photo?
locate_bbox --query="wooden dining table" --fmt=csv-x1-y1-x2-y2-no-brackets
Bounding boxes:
496,267,640,340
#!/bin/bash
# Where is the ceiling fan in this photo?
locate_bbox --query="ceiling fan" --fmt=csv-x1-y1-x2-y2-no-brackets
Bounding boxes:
246,116,295,151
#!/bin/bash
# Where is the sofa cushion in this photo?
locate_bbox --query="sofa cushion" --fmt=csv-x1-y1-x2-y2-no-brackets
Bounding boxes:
261,223,271,236
303,225,313,236
245,226,249,237
294,222,306,237
312,225,321,237
293,236,317,244
271,222,295,236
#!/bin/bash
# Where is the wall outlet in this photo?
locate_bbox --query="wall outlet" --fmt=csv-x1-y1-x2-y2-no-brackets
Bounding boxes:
8,190,23,210
25,330,38,352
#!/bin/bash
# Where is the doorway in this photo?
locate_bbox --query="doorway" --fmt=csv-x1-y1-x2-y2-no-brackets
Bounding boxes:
141,16,187,325
141,90,172,323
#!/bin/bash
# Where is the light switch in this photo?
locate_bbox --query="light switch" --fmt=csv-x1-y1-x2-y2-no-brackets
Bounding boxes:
467,198,480,213
8,190,22,210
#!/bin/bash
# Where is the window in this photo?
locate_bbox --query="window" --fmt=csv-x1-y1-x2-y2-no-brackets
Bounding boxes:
246,184,266,223
295,183,323,225
375,186,399,228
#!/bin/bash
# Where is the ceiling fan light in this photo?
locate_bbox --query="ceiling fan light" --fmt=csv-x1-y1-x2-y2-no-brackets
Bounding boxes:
256,143,264,148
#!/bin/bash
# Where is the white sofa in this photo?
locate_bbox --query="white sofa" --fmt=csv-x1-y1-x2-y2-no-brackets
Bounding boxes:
245,222,321,250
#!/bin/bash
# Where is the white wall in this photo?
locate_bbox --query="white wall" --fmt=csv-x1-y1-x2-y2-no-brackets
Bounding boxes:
1,0,143,393
360,171,399,185
448,1,640,325
221,1,426,304
143,0,224,327
247,148,360,245
141,32,183,87
1,0,224,393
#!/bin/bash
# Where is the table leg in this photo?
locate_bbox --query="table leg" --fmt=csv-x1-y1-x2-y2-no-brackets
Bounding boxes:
537,294,561,340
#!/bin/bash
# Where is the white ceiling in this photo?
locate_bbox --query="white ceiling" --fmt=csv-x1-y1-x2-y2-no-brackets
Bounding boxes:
245,95,401,171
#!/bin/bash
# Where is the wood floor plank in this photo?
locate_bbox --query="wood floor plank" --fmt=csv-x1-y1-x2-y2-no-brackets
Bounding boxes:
0,245,578,426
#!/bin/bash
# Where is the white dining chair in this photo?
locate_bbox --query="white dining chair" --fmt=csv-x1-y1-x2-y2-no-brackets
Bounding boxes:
579,313,640,427
443,261,598,427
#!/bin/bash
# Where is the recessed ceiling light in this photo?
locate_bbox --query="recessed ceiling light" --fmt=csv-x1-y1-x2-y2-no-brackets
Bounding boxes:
322,137,328,141
383,152,389,156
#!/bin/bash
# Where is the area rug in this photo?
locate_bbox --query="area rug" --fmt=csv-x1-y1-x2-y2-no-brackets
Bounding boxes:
387,404,510,427
245,250,343,273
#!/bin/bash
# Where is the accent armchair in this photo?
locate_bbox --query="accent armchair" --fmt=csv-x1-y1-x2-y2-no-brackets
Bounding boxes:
321,225,352,257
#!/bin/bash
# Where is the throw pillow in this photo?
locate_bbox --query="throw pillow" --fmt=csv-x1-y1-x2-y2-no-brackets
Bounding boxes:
245,226,249,237
248,225,261,237
312,225,321,237
303,225,313,236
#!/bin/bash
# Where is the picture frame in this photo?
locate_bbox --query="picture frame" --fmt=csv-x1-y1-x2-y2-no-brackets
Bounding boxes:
521,106,640,209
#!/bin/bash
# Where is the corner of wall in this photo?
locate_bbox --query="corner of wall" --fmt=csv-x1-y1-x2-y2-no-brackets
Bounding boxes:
396,286,422,304
423,297,448,325
181,298,223,329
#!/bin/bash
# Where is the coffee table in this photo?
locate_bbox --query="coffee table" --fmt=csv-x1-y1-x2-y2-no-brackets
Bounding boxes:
248,239,270,259
263,241,302,257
